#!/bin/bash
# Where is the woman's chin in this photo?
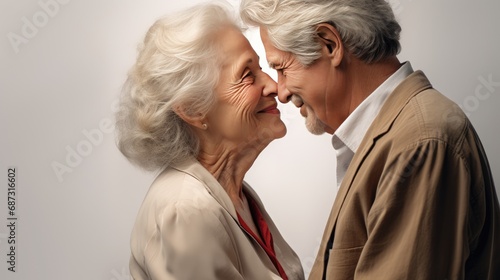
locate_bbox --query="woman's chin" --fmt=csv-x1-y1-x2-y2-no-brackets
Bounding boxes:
268,119,287,140
275,123,287,139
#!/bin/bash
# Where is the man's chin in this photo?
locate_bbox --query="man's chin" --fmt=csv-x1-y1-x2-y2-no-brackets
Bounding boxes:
305,116,326,135
306,126,326,135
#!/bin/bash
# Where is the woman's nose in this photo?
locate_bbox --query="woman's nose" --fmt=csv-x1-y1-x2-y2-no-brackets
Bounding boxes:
262,72,278,97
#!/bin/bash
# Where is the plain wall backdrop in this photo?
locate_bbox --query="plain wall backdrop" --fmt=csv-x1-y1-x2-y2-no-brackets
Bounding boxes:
1,0,499,279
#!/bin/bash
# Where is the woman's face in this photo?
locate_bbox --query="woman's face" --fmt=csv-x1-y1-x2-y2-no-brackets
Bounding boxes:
205,26,286,152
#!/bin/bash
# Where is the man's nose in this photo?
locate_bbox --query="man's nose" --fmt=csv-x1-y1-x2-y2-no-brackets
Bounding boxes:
277,75,291,103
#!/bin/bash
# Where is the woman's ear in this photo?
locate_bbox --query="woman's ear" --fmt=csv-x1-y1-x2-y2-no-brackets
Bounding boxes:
316,23,344,67
173,105,207,130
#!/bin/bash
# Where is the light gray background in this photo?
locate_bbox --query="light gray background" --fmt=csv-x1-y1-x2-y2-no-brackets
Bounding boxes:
1,0,499,279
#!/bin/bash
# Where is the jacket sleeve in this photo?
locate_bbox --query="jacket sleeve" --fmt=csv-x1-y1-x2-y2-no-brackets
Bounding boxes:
355,138,476,279
139,200,244,280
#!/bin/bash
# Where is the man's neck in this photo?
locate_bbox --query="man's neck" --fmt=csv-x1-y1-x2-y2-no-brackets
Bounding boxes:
346,56,402,113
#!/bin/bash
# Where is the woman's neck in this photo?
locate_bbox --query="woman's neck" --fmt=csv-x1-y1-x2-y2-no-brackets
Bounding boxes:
197,140,265,209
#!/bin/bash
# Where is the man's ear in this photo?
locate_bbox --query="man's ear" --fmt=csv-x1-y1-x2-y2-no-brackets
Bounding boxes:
316,23,344,67
173,105,206,130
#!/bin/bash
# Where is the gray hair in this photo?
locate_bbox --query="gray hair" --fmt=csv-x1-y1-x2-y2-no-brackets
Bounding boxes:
240,0,401,65
115,2,240,171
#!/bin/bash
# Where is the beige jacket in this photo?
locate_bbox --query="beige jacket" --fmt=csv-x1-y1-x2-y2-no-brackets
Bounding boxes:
309,71,500,279
129,158,305,280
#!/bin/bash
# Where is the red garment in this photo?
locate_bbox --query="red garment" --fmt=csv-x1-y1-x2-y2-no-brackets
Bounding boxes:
237,195,288,280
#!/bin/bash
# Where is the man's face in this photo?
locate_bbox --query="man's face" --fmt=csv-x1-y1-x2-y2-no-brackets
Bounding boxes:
260,27,348,135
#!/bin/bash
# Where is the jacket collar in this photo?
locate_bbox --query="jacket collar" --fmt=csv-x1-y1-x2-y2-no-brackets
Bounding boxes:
171,157,239,220
171,158,304,278
325,70,433,241
170,158,268,221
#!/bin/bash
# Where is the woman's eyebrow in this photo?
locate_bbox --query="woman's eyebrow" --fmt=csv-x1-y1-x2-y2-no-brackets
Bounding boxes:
234,54,259,75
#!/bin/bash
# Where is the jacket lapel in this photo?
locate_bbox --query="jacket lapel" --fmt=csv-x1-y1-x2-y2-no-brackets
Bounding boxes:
172,159,287,276
312,71,433,276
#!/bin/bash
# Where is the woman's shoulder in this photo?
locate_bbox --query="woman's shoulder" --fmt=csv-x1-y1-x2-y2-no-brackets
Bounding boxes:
133,165,230,236
146,166,214,207
130,167,240,271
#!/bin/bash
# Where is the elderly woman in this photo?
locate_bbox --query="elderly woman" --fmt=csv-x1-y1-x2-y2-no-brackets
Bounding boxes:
115,3,304,280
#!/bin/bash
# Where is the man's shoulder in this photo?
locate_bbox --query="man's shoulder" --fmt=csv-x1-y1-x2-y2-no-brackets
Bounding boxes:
392,88,469,146
362,86,472,159
411,89,470,137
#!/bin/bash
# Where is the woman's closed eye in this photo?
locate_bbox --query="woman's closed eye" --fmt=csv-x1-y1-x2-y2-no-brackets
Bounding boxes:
241,70,255,84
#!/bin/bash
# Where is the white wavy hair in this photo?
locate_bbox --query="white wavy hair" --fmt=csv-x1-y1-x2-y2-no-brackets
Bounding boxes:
115,2,241,171
240,0,401,65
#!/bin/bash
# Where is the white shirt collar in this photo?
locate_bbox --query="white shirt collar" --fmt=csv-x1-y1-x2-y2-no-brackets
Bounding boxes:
331,61,414,187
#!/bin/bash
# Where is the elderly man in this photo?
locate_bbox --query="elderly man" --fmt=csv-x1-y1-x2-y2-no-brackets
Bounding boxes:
240,0,500,279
